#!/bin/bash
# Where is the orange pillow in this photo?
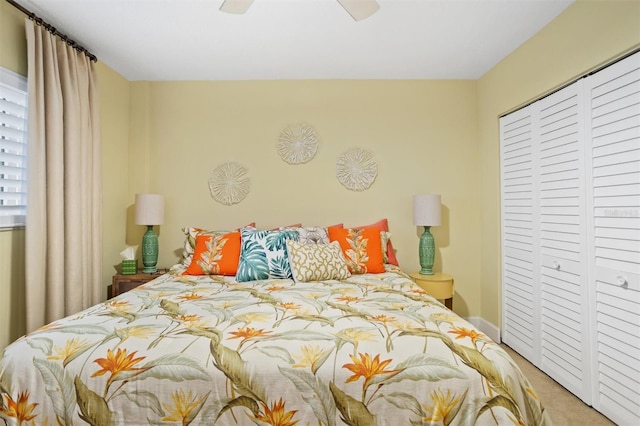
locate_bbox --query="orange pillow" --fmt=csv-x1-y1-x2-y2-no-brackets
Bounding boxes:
328,227,385,274
181,222,255,267
354,218,399,266
183,232,241,276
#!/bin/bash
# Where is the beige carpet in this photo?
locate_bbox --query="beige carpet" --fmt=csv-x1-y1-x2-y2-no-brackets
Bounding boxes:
501,344,615,426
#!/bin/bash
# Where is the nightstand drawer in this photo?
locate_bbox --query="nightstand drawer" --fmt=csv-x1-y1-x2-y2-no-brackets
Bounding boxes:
113,278,146,295
110,269,166,298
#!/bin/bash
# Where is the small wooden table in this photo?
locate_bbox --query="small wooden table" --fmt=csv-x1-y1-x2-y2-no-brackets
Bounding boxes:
110,269,166,298
409,272,454,310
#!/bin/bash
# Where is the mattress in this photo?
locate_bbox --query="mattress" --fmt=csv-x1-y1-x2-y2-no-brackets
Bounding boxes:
0,267,550,425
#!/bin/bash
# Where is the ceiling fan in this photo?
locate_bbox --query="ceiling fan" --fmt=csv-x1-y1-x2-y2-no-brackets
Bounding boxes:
219,0,380,21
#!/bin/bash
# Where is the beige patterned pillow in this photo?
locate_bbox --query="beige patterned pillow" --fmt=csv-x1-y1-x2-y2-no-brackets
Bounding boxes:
286,239,351,282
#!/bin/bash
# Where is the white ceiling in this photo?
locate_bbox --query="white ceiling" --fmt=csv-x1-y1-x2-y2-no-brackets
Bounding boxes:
13,0,574,81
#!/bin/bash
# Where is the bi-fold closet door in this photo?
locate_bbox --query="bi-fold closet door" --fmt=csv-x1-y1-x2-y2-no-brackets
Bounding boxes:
536,80,593,403
501,51,640,425
501,79,592,403
585,52,640,425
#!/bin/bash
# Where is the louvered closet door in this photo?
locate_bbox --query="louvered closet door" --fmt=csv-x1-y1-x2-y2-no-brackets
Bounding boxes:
537,82,592,403
500,106,540,363
586,51,640,426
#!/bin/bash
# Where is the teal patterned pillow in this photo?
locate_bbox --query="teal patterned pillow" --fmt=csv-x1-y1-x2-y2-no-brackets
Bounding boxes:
236,227,300,282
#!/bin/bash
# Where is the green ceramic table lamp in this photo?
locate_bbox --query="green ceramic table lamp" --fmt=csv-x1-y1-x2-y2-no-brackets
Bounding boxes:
135,193,164,273
413,194,441,275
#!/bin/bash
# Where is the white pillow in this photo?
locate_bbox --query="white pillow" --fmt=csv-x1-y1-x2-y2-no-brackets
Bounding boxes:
236,227,300,282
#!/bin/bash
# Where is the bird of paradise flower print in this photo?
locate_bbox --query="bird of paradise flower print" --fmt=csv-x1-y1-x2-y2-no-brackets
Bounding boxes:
0,267,551,425
228,327,272,351
162,388,210,425
343,352,401,402
0,391,39,425
448,326,487,346
253,398,299,426
422,388,466,424
91,348,147,393
47,337,91,366
292,344,332,373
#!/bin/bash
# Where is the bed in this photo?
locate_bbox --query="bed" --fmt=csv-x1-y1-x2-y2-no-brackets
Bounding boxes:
0,224,550,425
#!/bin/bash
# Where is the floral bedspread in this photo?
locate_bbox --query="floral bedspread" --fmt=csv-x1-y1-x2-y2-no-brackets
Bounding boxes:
0,267,550,425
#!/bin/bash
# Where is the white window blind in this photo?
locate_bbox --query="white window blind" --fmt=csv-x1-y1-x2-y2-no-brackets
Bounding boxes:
0,67,28,228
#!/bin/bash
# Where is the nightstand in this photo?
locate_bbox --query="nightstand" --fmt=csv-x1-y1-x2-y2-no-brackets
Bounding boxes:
409,272,454,310
110,269,166,298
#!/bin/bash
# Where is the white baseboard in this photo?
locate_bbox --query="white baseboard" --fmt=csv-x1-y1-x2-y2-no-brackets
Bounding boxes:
465,316,501,343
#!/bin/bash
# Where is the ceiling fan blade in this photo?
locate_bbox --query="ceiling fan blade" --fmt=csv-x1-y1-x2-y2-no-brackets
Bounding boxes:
219,0,255,14
336,0,380,21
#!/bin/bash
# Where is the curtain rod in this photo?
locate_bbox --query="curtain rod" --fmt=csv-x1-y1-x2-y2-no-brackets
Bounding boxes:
5,0,97,62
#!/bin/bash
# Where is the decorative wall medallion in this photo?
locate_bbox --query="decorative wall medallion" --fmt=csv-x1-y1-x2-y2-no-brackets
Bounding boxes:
336,148,378,191
277,123,318,164
208,162,250,205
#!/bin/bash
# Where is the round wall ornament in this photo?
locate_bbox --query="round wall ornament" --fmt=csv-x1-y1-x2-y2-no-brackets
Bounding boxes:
208,162,250,205
336,147,378,191
277,123,318,164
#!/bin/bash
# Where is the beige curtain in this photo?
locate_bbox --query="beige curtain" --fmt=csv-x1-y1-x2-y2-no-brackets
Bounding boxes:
25,19,102,332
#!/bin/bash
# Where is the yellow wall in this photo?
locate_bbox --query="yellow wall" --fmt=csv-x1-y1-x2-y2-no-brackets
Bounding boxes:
129,80,482,318
477,0,640,327
97,61,132,291
0,229,25,349
0,1,27,76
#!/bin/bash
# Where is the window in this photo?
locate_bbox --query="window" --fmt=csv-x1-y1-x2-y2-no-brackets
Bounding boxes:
0,67,28,228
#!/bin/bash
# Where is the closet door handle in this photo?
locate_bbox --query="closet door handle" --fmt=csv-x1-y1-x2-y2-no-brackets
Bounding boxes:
552,261,560,271
617,275,628,287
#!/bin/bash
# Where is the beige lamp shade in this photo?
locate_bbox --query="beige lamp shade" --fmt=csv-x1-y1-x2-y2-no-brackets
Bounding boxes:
413,194,441,226
135,194,164,225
